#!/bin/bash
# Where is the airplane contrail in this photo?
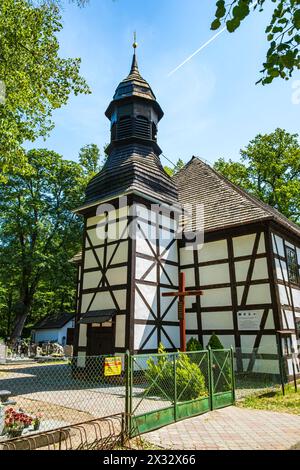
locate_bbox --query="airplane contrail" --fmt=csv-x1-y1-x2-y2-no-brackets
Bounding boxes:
168,27,226,77
168,1,258,77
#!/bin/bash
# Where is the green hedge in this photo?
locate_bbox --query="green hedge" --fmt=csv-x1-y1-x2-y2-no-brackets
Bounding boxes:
145,344,207,402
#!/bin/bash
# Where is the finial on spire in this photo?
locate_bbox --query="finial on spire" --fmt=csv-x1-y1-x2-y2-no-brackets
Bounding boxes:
133,31,138,50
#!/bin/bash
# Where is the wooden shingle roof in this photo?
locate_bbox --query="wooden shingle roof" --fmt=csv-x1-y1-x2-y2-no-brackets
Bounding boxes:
83,143,178,208
174,157,300,237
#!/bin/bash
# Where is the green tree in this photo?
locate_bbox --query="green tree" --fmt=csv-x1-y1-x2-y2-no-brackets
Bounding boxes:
0,0,90,181
211,0,300,84
79,144,102,176
206,333,224,350
214,128,300,224
164,158,185,176
0,148,89,341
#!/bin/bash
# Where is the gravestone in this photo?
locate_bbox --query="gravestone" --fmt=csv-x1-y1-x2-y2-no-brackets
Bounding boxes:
63,345,73,358
0,343,6,365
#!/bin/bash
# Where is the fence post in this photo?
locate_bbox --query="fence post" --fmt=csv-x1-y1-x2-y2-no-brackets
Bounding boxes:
208,347,214,411
173,353,177,422
230,346,236,404
125,350,132,438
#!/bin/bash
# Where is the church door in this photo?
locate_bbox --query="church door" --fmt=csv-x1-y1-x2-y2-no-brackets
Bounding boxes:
87,325,115,356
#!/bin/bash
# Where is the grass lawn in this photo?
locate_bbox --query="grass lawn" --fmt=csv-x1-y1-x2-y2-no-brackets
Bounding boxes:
238,383,300,415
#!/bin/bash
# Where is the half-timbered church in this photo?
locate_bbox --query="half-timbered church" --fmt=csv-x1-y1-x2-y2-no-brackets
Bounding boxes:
73,46,300,377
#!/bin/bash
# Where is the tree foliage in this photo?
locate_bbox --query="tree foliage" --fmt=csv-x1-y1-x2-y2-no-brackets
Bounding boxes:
164,158,185,177
0,0,90,181
78,144,102,177
0,148,95,340
214,128,300,224
212,0,300,84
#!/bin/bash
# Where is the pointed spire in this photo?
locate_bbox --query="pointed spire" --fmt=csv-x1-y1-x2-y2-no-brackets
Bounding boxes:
130,32,139,77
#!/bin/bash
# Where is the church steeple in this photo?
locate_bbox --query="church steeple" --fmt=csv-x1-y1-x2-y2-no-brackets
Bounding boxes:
82,42,178,209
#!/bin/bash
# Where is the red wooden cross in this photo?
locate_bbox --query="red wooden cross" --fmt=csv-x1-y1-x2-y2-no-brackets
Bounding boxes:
162,272,203,352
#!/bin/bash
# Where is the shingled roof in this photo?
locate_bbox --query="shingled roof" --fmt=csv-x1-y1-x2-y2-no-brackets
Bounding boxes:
174,157,300,237
84,143,178,207
33,313,75,330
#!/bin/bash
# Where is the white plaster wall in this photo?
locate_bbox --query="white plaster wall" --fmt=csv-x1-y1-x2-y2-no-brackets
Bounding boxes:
112,290,127,310
115,314,126,348
107,241,128,264
77,351,86,367
201,311,233,330
184,268,195,287
135,284,157,320
236,283,271,305
259,335,277,354
34,329,59,344
278,284,291,306
134,324,157,350
199,263,230,285
198,239,228,262
252,258,269,280
281,309,296,329
106,266,127,285
201,287,232,307
83,271,102,290
90,292,115,310
136,258,156,282
160,263,178,286
272,234,285,257
179,248,194,266
161,326,180,349
275,258,288,282
252,359,279,374
160,237,177,262
185,312,198,330
81,293,94,314
84,250,99,269
78,324,87,347
233,234,256,257
160,290,178,322
292,288,300,309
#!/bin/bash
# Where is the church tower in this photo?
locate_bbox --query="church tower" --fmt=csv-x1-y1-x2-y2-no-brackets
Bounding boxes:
74,43,180,362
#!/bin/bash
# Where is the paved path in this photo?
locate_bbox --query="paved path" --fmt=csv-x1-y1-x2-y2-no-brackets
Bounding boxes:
144,406,300,450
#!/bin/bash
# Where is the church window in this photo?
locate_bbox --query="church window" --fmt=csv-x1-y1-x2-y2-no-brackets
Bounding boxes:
286,246,299,284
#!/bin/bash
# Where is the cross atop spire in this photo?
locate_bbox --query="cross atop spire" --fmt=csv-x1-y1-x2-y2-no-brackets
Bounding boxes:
133,31,138,50
130,32,139,77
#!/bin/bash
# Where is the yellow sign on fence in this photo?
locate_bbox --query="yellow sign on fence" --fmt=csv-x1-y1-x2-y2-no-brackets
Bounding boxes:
104,357,122,376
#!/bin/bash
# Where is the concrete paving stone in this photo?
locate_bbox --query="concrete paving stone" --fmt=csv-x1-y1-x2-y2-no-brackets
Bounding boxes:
144,406,300,451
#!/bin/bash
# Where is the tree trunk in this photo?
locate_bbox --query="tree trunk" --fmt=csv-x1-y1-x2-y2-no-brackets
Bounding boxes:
10,300,31,343
6,291,13,339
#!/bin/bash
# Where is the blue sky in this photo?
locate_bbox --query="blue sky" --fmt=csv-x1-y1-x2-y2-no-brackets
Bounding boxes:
27,0,300,167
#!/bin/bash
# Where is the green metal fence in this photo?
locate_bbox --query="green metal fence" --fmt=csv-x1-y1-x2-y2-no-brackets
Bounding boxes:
126,347,235,436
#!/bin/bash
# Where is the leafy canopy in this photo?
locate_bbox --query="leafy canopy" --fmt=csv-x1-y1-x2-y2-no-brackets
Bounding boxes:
0,148,91,339
0,0,90,181
214,128,300,224
211,1,300,84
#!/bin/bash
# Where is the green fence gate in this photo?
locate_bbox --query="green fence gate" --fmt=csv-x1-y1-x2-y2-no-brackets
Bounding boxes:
126,347,235,436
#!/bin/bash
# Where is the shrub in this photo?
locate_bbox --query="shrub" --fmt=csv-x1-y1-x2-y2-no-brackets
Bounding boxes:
145,344,207,402
187,337,203,351
206,332,224,350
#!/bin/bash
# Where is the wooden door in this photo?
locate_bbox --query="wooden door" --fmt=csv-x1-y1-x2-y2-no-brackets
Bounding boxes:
87,326,115,356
